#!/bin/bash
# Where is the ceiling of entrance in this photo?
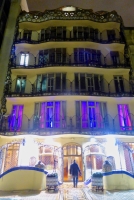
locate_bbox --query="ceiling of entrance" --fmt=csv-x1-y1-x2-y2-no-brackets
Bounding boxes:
25,0,134,27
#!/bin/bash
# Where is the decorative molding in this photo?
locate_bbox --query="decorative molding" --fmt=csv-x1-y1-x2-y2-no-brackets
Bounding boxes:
18,8,123,24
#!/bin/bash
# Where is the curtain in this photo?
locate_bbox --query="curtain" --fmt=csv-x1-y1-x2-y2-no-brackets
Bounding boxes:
81,101,88,128
9,105,23,131
54,102,60,128
118,104,132,130
10,105,17,131
62,101,66,128
40,102,46,128
17,105,23,131
95,102,103,128
46,102,53,128
124,105,132,130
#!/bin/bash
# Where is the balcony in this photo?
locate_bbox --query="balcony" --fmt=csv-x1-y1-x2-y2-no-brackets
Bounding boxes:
15,28,124,45
10,52,130,69
5,77,134,98
0,113,134,136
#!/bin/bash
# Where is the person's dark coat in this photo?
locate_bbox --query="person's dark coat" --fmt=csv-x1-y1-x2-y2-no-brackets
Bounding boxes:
70,162,81,176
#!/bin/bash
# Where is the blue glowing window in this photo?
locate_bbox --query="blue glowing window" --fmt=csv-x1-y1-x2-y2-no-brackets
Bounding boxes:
88,101,95,106
47,102,53,106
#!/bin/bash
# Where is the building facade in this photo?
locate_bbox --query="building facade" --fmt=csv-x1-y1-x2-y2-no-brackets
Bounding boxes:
0,5,134,183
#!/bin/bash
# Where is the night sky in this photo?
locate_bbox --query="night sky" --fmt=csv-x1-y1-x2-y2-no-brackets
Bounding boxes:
27,0,133,27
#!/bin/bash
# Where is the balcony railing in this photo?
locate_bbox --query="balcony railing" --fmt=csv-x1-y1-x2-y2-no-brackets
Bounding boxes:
0,113,134,135
15,29,124,45
5,78,134,97
10,52,130,69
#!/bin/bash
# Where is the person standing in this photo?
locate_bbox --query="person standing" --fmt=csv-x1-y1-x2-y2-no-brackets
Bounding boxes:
70,160,81,188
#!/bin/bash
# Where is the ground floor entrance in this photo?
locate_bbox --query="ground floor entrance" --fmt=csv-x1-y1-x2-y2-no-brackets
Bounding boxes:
63,143,83,182
63,156,83,181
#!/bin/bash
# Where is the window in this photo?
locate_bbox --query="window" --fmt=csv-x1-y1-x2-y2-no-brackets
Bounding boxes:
73,27,98,40
75,73,103,92
41,27,66,40
36,73,66,93
107,30,115,41
15,76,26,93
74,48,101,65
39,146,56,170
34,101,66,129
110,51,119,65
23,30,32,40
4,143,20,172
38,48,66,65
9,105,24,131
63,143,81,156
114,76,124,93
118,104,132,130
20,53,29,66
75,101,107,129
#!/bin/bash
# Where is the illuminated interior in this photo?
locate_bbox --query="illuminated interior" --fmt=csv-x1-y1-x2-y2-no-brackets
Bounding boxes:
63,143,83,181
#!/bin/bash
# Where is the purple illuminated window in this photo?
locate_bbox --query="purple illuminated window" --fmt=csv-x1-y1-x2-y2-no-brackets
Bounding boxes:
76,101,106,129
118,104,132,130
9,105,24,131
39,101,66,128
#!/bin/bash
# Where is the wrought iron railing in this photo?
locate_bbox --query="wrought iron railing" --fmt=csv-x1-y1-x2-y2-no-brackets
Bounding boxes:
19,9,122,24
5,78,133,97
0,113,134,135
9,52,130,69
15,35,124,45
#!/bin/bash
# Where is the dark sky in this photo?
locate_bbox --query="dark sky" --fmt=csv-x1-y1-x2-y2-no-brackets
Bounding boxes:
27,0,133,27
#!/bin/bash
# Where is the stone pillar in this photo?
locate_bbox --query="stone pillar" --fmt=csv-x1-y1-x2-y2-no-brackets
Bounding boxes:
0,0,21,106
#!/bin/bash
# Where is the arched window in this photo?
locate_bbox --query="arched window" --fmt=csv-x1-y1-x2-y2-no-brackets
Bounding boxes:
4,143,20,172
39,145,57,170
63,143,81,156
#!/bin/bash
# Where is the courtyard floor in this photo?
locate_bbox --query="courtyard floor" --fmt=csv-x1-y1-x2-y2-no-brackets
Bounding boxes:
0,183,134,200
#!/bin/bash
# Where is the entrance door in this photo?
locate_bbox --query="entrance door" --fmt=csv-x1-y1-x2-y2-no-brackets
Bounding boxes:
63,143,83,182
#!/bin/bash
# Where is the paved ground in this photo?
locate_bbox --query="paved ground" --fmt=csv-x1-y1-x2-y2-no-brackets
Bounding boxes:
0,183,134,200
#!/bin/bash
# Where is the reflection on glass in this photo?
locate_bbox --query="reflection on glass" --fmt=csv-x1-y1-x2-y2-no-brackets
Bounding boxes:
20,54,29,66
16,77,26,93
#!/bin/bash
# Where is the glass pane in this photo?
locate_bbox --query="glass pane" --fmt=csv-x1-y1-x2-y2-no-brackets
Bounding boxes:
75,74,79,90
20,54,25,65
62,74,66,90
94,76,100,91
80,74,86,90
25,54,29,66
42,76,47,92
16,78,21,92
36,75,41,92
21,78,26,93
55,74,61,90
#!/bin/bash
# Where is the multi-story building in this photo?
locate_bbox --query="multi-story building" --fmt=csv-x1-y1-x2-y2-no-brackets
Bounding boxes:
0,5,134,185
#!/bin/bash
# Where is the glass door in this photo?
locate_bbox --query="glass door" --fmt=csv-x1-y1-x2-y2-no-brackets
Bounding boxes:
114,76,124,93
16,76,26,93
63,143,83,182
63,156,83,181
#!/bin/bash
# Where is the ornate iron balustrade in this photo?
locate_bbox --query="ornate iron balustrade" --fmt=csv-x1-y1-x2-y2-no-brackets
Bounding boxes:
15,37,123,44
9,52,130,69
15,35,124,45
18,9,122,24
5,78,133,97
15,26,124,44
0,113,134,135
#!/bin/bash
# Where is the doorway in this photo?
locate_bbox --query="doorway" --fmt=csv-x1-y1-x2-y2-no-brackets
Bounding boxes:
63,143,83,182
